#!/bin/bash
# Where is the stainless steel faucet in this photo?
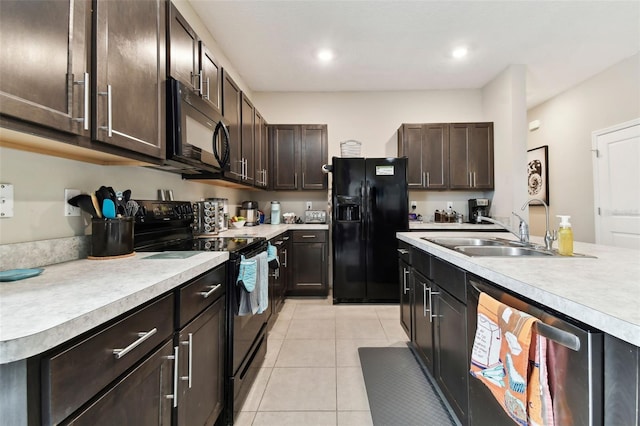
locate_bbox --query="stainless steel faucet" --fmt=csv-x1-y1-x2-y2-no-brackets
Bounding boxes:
521,198,556,250
476,214,529,243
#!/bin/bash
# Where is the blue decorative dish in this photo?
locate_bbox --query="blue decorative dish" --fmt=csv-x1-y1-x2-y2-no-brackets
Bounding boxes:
0,268,44,282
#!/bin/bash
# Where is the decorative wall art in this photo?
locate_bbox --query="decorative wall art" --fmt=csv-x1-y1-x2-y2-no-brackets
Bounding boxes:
526,145,549,206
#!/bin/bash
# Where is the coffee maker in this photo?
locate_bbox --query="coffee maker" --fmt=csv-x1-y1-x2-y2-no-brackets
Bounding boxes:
468,198,491,223
239,201,260,226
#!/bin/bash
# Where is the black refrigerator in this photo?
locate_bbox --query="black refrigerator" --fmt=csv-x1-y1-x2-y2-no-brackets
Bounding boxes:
332,157,408,303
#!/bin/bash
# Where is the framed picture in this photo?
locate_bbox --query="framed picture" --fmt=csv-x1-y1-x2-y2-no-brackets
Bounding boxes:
527,145,549,206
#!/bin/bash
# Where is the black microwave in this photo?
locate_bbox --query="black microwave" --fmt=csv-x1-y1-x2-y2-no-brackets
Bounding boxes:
165,77,230,175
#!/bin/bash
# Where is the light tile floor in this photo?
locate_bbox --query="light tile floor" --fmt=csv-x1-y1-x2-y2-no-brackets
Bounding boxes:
234,297,410,426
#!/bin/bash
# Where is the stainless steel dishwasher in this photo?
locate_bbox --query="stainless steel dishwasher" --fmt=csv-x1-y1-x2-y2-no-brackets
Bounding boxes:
467,275,604,426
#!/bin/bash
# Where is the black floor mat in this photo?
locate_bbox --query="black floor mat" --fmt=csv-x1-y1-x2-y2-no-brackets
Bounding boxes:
359,347,456,426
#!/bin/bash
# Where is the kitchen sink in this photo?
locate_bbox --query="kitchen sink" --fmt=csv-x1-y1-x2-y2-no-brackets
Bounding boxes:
422,237,513,248
454,245,554,257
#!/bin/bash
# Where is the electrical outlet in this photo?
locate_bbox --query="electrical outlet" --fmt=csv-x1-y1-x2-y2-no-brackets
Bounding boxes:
65,189,81,216
446,201,454,210
410,201,417,210
306,201,312,210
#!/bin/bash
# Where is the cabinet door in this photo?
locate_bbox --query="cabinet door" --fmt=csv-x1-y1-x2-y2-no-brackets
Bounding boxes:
449,123,472,189
290,241,327,296
399,259,412,339
271,125,299,190
300,125,328,190
66,340,173,426
0,0,91,136
412,270,435,374
222,71,242,179
434,286,469,425
254,110,268,188
240,94,255,185
423,124,449,189
168,3,198,91
93,0,165,159
200,43,221,113
468,122,494,189
177,297,225,426
400,124,424,187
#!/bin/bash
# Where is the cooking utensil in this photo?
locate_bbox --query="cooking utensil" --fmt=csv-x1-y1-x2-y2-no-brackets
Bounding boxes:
125,200,139,217
102,199,117,219
68,194,100,218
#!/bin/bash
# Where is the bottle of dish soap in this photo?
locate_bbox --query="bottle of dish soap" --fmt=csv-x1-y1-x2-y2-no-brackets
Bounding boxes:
557,215,574,256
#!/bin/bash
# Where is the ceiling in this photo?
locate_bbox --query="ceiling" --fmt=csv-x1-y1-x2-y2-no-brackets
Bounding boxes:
189,1,640,108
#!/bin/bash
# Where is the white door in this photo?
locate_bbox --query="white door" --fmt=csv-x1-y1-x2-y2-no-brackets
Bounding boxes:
592,118,640,249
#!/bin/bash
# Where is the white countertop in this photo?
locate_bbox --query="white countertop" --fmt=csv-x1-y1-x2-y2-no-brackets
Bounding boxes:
409,222,505,231
0,251,229,364
398,231,640,347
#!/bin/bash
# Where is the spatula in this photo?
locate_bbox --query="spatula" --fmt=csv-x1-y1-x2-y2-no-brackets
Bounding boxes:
102,199,117,219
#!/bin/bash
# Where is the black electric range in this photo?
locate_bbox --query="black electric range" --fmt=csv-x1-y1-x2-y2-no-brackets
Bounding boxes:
133,200,268,426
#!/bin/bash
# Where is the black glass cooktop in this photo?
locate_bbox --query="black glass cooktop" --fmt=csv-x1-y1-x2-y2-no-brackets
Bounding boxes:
136,236,265,254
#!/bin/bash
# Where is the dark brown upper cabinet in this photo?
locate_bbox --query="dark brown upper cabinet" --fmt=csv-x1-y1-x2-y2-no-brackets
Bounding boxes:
398,122,493,190
269,124,328,191
240,93,255,186
449,122,494,190
168,3,221,113
398,123,449,189
93,0,166,159
0,0,91,137
222,70,242,180
254,110,269,189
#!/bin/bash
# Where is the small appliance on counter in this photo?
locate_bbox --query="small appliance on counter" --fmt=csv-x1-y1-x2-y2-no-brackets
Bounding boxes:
468,198,491,223
192,198,228,235
305,210,327,224
239,201,260,226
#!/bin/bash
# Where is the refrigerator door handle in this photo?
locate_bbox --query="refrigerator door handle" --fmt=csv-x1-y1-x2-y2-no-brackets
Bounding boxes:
365,180,372,241
360,181,366,240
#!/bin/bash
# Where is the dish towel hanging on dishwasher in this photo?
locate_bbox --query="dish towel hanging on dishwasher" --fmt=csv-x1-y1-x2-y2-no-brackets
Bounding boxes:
237,252,269,316
470,292,553,425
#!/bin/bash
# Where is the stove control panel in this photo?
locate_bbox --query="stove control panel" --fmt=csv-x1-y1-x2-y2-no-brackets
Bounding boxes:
135,200,193,223
305,210,327,224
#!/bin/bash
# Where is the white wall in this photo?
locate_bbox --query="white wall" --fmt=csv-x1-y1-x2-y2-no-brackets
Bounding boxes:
527,53,640,242
481,65,529,226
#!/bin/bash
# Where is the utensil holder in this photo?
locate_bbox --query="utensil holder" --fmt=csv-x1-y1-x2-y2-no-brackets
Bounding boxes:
91,217,134,257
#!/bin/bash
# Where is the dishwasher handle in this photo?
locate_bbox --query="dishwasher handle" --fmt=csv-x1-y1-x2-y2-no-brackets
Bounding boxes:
469,280,581,352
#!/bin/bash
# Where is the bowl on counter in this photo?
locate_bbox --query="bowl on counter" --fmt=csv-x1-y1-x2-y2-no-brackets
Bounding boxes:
231,220,246,228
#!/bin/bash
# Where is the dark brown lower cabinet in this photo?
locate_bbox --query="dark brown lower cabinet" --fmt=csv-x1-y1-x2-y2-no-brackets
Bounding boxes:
412,269,435,373
66,340,174,425
176,296,225,426
289,231,328,296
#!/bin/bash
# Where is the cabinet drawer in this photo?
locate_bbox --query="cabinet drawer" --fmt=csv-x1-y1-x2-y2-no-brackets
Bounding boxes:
412,247,431,278
178,264,226,328
43,293,174,425
292,230,326,242
431,256,466,303
397,241,412,264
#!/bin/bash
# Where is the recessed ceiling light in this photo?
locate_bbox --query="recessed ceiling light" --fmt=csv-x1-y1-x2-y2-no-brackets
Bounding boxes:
452,47,468,59
317,49,334,63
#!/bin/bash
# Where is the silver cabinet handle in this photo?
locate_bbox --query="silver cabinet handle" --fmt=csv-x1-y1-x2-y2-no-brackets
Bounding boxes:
198,283,221,298
98,84,113,137
403,268,410,293
422,172,426,187
426,172,430,187
428,288,440,322
180,333,193,388
274,241,283,246
282,236,290,241
397,248,409,254
282,248,287,267
264,169,268,186
73,72,89,130
199,71,204,96
301,235,316,238
302,173,305,188
112,327,157,359
204,77,210,100
422,283,428,317
165,346,178,407
294,172,298,188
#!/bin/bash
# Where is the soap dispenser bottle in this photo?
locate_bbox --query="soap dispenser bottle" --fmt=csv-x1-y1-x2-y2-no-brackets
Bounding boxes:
557,215,574,256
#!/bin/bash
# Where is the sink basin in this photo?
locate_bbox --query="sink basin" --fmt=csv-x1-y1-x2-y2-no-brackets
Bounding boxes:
422,237,512,247
454,246,554,257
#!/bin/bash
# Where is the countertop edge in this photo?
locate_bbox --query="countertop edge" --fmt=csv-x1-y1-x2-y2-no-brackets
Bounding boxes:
0,253,229,364
398,232,640,347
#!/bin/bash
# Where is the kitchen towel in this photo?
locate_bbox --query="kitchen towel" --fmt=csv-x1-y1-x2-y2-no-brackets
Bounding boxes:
470,292,541,426
237,252,269,316
255,251,269,314
267,242,279,270
527,332,555,426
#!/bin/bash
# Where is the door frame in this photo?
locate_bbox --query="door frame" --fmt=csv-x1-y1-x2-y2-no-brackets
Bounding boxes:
591,117,640,245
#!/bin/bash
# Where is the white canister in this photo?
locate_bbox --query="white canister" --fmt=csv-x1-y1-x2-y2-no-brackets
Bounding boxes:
270,201,281,225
